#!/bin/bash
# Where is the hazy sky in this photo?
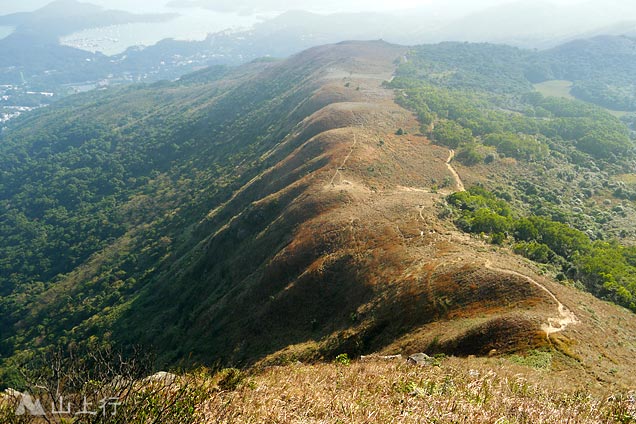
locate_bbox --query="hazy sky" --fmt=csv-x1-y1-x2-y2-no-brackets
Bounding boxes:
0,0,600,15
163,0,590,13
2,0,634,55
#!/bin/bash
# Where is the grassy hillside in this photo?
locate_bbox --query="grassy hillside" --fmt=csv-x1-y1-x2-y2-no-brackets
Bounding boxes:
198,356,636,423
2,354,635,423
1,38,636,402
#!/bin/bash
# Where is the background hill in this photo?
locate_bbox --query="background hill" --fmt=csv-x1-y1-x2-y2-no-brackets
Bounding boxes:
4,0,636,124
432,0,636,47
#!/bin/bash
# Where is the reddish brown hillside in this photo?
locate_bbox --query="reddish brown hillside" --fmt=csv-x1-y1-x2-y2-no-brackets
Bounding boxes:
120,41,636,391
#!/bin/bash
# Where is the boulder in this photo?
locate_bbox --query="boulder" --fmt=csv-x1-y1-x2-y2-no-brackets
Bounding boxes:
407,353,434,366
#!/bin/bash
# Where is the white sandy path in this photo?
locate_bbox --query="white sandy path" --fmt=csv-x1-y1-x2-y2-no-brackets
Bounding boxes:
485,261,579,337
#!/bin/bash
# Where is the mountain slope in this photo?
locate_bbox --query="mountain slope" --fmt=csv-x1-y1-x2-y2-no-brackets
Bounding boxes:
534,36,636,110
1,40,636,392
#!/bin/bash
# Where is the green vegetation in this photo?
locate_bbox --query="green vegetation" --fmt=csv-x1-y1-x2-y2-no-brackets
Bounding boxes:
335,353,351,366
572,81,636,112
390,41,636,312
391,77,632,163
396,42,533,94
397,37,636,114
432,120,472,149
536,36,636,112
455,142,484,165
508,350,552,370
482,132,547,161
447,188,636,311
0,56,323,374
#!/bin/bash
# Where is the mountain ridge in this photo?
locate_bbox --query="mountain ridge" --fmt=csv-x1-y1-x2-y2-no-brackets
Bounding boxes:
1,39,636,393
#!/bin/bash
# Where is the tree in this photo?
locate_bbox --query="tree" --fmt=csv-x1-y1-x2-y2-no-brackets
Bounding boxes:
432,120,472,149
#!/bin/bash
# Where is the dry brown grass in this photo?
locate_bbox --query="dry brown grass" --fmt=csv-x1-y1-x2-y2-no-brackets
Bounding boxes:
6,356,633,423
199,357,636,423
84,41,636,397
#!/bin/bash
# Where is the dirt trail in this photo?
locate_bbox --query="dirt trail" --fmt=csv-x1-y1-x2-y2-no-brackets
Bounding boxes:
484,261,578,337
445,149,465,192
442,148,579,338
329,127,359,186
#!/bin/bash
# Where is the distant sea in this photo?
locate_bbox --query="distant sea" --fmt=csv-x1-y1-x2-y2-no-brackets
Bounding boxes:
0,26,13,40
60,9,269,56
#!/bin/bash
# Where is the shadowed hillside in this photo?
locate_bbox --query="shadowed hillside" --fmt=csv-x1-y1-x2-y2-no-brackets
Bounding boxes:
1,39,636,395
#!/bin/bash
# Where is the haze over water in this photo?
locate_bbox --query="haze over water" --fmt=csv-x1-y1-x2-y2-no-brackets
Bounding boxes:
0,1,269,55
60,9,266,55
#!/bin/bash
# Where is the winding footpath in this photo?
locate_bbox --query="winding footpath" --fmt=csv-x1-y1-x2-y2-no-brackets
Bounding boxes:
445,149,465,192
444,148,577,337
484,261,578,337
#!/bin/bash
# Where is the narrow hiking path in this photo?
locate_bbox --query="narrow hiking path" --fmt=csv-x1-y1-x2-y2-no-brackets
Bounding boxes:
484,260,578,337
439,148,578,338
330,128,359,186
445,149,465,192
419,146,577,338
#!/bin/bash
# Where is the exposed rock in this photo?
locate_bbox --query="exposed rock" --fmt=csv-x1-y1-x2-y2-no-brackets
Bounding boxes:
380,354,402,360
360,354,402,361
407,353,434,366
143,371,178,385
3,388,23,398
